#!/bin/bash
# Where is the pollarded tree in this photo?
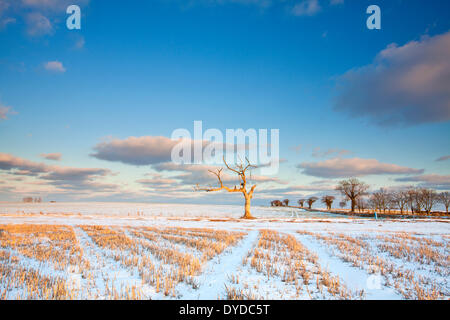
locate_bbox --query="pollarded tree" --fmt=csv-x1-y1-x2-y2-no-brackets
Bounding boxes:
439,192,449,213
271,200,283,207
307,196,318,209
195,157,257,219
273,200,283,207
321,195,335,210
283,199,290,207
298,199,305,207
336,178,369,213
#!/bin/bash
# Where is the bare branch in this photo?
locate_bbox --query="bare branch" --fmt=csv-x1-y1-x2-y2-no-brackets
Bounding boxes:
194,157,258,219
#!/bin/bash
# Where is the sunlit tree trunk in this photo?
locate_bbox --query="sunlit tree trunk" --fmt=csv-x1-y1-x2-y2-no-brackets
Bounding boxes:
243,195,253,219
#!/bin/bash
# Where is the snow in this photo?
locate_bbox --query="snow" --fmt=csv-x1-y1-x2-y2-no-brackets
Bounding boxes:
294,233,401,300
73,227,156,299
179,230,259,299
0,202,448,300
0,202,344,219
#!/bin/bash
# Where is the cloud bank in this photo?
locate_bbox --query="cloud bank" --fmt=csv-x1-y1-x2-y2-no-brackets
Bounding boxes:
395,174,450,190
0,152,115,193
91,136,180,165
334,32,450,126
298,157,424,178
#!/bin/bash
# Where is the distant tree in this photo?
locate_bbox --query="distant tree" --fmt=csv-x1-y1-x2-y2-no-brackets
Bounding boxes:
283,199,290,207
339,201,347,209
406,188,415,213
298,199,305,207
406,187,424,213
336,178,369,213
417,188,437,215
370,188,390,213
271,200,283,207
368,195,377,212
307,197,318,209
391,191,409,214
439,192,449,213
22,197,33,203
321,195,335,210
356,197,367,213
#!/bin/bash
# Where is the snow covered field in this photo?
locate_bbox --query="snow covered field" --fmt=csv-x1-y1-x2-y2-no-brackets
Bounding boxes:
0,202,344,219
0,202,448,300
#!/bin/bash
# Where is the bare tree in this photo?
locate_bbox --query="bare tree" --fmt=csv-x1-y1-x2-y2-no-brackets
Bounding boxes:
307,196,318,209
368,195,378,212
370,188,390,213
298,199,305,207
321,195,335,210
439,192,449,213
417,188,437,215
391,190,409,214
282,199,289,207
339,200,347,209
273,200,283,207
406,188,417,213
195,157,257,219
336,178,369,212
22,197,33,203
271,200,283,207
356,197,367,213
406,187,424,213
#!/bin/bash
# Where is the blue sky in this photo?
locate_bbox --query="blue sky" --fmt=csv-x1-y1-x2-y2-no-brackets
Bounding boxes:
0,0,449,204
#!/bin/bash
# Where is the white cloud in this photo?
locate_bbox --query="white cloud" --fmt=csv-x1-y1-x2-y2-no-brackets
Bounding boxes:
25,12,52,36
75,36,85,49
435,155,450,162
0,0,89,36
44,61,66,73
40,153,62,161
298,157,424,178
0,104,16,120
91,136,180,165
311,147,351,158
291,0,321,16
91,135,258,166
0,152,116,192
